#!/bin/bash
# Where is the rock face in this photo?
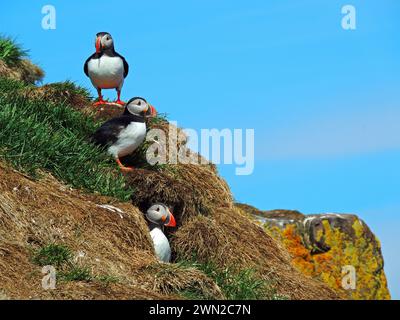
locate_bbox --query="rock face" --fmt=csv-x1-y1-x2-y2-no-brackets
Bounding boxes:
236,204,391,300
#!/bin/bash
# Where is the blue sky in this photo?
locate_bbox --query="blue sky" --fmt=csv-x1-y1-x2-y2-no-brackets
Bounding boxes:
1,0,399,299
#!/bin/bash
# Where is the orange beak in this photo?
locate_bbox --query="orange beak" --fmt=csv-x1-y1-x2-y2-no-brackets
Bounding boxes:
95,37,102,53
149,105,157,117
165,210,176,227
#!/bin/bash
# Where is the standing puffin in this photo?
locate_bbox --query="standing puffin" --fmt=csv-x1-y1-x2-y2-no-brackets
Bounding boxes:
92,97,156,172
84,32,129,106
145,203,177,263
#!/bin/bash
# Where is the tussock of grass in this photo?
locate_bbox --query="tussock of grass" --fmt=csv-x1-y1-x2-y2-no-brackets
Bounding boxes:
0,37,43,84
32,244,72,268
46,81,92,100
0,78,90,108
147,112,169,125
0,77,131,200
32,243,115,284
178,260,283,300
143,263,224,299
0,37,27,66
59,266,93,282
26,81,92,107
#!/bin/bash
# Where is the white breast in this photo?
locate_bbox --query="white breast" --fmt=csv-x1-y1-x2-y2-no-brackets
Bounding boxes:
87,55,125,89
150,227,171,263
108,122,146,158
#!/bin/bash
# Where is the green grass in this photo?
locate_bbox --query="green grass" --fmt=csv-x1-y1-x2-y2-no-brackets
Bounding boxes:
32,243,117,284
177,260,285,300
0,36,27,66
147,112,169,125
59,266,93,282
0,76,29,92
0,77,132,201
32,244,72,268
96,275,119,285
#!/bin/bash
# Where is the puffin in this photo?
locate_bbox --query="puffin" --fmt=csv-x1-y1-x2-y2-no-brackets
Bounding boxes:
84,32,129,106
145,203,177,263
91,97,156,172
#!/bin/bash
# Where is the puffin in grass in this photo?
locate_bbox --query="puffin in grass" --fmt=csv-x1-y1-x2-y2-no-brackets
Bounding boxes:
92,97,157,172
84,32,129,106
145,203,177,263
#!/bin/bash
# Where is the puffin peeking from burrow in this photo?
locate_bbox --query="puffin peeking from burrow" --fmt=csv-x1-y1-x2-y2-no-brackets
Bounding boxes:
91,97,156,172
146,203,177,263
84,32,129,106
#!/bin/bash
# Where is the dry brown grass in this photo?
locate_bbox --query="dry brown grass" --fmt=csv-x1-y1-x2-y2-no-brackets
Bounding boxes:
0,163,222,300
76,106,340,300
0,90,341,299
21,84,90,108
78,102,125,121
172,207,341,300
140,263,224,299
0,59,44,84
126,164,233,224
0,51,89,107
126,114,233,223
79,103,233,223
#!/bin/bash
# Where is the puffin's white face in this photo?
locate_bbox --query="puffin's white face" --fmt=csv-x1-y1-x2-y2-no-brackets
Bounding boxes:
146,204,176,227
125,97,157,117
95,33,114,53
126,98,149,115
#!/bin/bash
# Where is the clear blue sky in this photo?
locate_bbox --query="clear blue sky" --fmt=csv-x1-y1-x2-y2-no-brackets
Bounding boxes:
1,0,399,299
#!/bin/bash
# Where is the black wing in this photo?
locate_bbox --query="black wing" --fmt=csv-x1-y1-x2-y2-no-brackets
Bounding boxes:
115,52,129,78
91,116,134,147
84,53,94,77
122,56,129,78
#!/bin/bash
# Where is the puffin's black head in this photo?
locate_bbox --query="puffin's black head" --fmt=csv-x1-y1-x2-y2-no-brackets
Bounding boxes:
124,97,157,117
95,32,114,53
146,203,176,227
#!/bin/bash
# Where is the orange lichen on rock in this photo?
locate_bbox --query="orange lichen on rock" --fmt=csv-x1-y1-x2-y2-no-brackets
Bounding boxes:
265,218,391,300
281,225,315,276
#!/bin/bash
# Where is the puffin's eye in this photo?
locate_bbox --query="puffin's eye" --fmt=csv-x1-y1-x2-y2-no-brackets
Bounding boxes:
156,207,160,212
138,101,141,106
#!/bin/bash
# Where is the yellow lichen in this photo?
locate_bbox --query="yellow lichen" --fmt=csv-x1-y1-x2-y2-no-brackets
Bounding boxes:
264,218,391,300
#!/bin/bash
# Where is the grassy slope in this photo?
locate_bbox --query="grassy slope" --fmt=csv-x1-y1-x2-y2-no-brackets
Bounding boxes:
0,37,285,300
0,77,132,201
0,77,282,299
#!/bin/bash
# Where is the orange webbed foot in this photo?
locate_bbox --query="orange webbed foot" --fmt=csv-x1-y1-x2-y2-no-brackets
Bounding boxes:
115,100,125,106
116,158,134,172
93,100,108,106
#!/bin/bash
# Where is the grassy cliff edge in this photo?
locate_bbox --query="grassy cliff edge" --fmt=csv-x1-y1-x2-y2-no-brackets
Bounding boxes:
0,37,346,300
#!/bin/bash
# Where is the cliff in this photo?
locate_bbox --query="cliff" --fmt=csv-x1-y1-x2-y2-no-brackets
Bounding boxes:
237,204,391,300
0,37,387,300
